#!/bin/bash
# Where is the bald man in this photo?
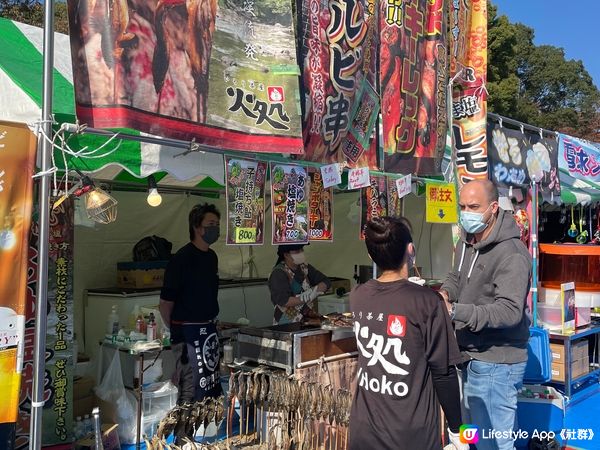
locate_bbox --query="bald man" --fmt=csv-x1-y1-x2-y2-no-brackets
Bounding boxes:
439,179,531,450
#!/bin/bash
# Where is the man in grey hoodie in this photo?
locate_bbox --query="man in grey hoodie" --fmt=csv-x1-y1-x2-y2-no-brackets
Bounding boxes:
439,179,531,450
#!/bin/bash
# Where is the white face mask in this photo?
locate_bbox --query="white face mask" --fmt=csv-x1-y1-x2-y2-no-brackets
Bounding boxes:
290,252,306,265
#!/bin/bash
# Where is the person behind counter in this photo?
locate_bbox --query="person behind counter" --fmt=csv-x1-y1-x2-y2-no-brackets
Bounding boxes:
159,203,222,403
349,217,468,450
268,244,331,325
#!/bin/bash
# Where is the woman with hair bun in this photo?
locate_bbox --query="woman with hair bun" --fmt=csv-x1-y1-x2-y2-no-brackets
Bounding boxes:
349,217,468,450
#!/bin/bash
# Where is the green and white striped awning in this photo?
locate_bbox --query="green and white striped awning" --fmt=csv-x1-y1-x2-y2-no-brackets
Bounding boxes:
0,17,225,189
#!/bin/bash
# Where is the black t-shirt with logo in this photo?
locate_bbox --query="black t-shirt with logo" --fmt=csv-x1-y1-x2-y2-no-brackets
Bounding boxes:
160,242,219,325
349,279,461,450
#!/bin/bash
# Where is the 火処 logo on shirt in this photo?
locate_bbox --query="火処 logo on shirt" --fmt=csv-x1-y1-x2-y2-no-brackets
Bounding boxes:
387,315,406,337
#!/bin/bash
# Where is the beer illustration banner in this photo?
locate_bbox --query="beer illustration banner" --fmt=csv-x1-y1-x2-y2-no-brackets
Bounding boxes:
360,175,387,240
271,164,309,244
298,0,379,169
66,0,303,154
381,0,448,176
225,158,267,245
450,0,488,188
308,168,333,242
0,122,35,447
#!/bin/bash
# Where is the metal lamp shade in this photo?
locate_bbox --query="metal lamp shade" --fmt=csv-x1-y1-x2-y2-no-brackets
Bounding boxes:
85,188,118,224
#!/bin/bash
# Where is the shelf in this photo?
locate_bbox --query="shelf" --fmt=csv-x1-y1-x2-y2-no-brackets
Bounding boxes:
540,243,600,256
549,324,600,340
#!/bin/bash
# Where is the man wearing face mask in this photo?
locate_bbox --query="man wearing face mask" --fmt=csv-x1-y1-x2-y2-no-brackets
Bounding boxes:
268,244,331,324
439,179,531,450
159,203,222,403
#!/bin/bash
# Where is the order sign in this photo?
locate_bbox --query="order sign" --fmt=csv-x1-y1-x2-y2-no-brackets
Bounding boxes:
236,228,257,243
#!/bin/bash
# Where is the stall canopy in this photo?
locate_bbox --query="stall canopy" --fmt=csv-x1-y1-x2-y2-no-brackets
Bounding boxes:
0,17,225,188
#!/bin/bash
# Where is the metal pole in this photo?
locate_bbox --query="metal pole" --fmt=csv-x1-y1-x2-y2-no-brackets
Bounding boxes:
30,0,55,447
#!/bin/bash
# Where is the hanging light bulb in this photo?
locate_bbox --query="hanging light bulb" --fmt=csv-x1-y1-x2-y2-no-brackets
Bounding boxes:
146,175,162,207
85,187,118,224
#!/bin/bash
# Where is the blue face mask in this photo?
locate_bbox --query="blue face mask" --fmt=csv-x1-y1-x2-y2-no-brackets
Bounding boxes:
460,204,492,234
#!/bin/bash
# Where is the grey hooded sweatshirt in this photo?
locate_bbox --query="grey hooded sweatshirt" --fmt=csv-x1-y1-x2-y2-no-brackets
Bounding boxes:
441,209,532,364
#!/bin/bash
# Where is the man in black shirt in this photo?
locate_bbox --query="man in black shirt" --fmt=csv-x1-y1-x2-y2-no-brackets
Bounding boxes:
159,203,222,403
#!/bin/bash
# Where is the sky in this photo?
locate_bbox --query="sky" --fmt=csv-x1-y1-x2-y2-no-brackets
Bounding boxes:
492,0,600,90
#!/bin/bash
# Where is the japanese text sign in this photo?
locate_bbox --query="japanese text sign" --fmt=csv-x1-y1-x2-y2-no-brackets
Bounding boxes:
395,174,412,199
559,134,600,183
271,163,309,244
348,167,371,190
308,168,334,241
425,182,458,224
320,163,342,188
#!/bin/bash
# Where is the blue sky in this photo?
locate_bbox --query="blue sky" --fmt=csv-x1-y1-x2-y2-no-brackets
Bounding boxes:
493,0,600,90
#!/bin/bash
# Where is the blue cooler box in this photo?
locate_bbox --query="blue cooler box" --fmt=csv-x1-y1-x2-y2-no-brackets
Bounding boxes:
515,385,564,448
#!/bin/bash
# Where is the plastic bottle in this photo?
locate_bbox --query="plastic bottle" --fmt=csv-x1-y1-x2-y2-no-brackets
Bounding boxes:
129,305,141,329
223,341,234,364
147,313,156,341
83,414,93,434
136,314,146,333
74,416,84,439
162,327,171,346
107,305,119,335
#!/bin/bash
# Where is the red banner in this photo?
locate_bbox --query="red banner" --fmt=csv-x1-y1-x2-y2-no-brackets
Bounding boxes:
380,0,448,175
67,0,304,154
308,168,334,241
298,0,379,169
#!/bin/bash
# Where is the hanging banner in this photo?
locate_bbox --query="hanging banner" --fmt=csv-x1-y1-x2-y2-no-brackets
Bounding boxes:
450,0,488,188
386,177,403,217
271,164,309,244
425,182,458,223
0,122,35,447
487,124,529,189
380,0,448,176
488,123,560,202
15,197,75,449
225,158,267,245
67,0,303,154
308,168,334,241
360,175,387,239
558,134,600,184
298,0,379,169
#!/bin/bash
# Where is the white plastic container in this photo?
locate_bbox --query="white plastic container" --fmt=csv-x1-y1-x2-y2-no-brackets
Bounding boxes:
142,381,178,416
107,305,119,335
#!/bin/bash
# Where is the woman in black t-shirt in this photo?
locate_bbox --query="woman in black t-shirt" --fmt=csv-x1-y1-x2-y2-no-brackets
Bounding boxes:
349,217,468,450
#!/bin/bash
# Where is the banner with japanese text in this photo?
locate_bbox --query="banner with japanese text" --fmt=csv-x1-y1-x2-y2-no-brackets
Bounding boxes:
558,134,600,184
15,198,75,449
0,122,35,448
271,164,309,244
450,0,488,188
67,0,303,154
381,0,448,176
298,0,379,169
360,175,387,240
225,157,267,245
386,177,403,217
308,168,334,241
488,123,560,202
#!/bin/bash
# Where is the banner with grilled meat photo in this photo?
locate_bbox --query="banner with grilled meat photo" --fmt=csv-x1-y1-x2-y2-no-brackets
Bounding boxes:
66,0,304,153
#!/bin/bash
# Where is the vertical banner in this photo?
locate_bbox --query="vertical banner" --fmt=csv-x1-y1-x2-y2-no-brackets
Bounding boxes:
67,0,303,154
43,199,75,445
15,198,75,449
0,122,36,448
308,168,334,242
360,175,387,239
225,157,267,245
450,0,488,188
381,0,448,175
386,177,402,217
271,164,309,244
298,0,380,169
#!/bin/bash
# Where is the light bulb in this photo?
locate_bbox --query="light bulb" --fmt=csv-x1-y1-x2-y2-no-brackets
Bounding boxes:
147,188,162,207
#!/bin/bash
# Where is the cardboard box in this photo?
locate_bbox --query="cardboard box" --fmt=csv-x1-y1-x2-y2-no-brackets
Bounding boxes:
74,423,119,450
117,261,168,288
549,343,565,363
572,340,589,361
572,356,590,380
73,395,98,419
74,376,96,401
